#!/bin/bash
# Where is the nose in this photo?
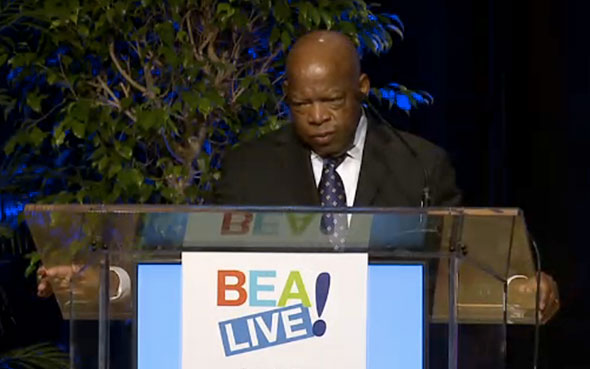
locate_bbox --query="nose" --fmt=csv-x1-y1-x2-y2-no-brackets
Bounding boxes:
308,102,330,125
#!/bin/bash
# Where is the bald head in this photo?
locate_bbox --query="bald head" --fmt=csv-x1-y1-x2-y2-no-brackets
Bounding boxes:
286,31,361,84
284,31,370,157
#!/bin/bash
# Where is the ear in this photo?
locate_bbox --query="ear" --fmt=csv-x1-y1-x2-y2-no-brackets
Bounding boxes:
358,73,370,97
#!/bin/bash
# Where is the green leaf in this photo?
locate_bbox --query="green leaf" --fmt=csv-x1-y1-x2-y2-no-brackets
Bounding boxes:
117,143,133,160
137,109,160,130
72,121,85,138
60,55,73,68
274,0,291,21
26,92,44,113
108,161,122,179
204,90,224,107
320,10,334,29
177,30,188,42
47,70,60,85
309,5,321,26
258,74,271,87
280,30,292,50
161,186,179,202
69,100,91,123
117,168,143,188
0,342,69,367
269,27,281,45
338,21,357,36
121,97,133,110
70,9,79,24
10,52,36,67
139,184,154,202
4,136,17,155
97,155,109,172
197,97,212,116
299,2,310,23
250,91,267,109
54,129,66,146
371,87,382,100
155,22,175,46
361,33,377,53
160,45,179,67
181,91,200,111
216,3,231,14
79,24,89,37
30,127,47,146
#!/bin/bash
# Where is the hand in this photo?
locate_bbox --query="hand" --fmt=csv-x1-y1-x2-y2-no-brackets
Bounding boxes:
36,264,85,298
517,272,560,323
37,264,123,300
36,265,53,298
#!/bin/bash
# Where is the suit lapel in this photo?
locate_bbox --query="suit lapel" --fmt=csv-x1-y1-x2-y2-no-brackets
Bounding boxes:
354,117,391,206
276,126,320,206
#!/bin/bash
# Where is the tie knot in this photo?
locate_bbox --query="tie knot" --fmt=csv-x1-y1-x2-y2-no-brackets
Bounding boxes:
323,155,346,170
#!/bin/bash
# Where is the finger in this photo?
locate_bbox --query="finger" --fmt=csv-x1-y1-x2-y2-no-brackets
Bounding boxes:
551,278,560,302
37,266,47,277
540,294,560,321
539,282,549,311
541,298,560,323
37,280,53,298
542,274,560,311
37,280,46,294
57,275,71,288
45,265,74,278
539,274,555,311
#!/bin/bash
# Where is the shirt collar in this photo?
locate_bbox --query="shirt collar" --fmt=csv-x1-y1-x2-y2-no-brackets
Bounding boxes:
348,111,367,160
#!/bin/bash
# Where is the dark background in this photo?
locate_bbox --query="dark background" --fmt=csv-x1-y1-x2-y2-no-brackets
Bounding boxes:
1,0,589,367
363,0,588,368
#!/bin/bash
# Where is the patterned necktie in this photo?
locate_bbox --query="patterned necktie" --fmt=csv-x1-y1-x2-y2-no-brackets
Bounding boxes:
318,155,347,245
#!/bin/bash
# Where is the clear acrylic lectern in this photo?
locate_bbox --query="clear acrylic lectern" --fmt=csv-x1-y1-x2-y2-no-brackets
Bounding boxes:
25,205,540,369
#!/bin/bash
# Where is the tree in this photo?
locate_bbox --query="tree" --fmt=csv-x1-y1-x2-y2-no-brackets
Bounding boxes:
0,0,431,214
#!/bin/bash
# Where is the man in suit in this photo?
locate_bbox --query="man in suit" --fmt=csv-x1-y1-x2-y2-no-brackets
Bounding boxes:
215,31,461,208
214,30,559,320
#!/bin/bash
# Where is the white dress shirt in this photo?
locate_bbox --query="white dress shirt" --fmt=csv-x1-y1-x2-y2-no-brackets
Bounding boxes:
310,112,368,207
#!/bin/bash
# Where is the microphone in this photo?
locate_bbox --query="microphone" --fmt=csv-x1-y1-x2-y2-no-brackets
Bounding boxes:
365,103,432,207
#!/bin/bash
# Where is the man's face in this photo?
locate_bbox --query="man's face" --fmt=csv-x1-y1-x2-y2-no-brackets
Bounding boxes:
286,62,370,157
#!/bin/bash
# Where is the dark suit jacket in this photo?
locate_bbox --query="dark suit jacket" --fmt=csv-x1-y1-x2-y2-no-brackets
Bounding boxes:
214,115,461,207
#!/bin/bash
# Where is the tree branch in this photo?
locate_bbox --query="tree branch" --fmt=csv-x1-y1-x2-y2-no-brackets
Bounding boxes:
58,55,77,98
119,82,130,98
95,76,120,104
95,95,137,122
109,42,148,94
232,48,281,104
161,128,186,164
184,9,202,62
23,101,66,129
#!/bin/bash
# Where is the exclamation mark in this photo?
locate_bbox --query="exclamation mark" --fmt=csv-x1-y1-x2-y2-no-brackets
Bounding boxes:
312,272,330,337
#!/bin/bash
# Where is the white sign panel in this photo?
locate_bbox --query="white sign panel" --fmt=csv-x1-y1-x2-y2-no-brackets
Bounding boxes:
182,252,368,369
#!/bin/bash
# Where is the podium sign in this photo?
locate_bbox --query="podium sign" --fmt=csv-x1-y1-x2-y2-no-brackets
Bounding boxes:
182,252,367,369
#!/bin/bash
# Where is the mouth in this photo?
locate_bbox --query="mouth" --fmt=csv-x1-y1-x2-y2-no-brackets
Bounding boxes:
310,131,335,145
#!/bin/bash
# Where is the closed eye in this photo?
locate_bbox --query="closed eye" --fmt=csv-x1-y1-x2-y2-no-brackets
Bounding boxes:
291,101,311,107
324,96,345,105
